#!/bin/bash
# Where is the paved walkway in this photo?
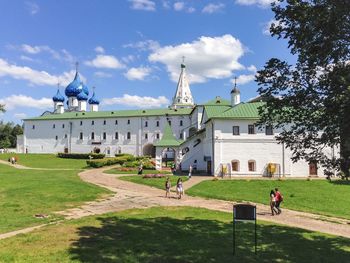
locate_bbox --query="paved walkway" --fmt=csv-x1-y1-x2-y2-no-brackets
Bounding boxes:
1,164,349,240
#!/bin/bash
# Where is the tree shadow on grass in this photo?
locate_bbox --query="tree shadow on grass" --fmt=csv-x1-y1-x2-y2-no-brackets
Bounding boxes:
329,180,350,185
69,216,350,263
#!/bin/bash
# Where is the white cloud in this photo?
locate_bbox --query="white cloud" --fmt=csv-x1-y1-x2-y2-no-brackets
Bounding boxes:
102,94,169,108
14,113,27,119
149,34,245,83
25,2,39,15
94,46,105,53
19,44,75,62
173,1,195,13
162,0,170,9
235,74,256,85
0,95,52,110
20,55,35,62
129,0,156,11
94,71,113,78
122,55,136,63
235,0,275,8
0,58,83,87
247,65,257,72
174,2,185,11
202,3,225,14
123,40,160,52
124,67,152,81
84,55,125,69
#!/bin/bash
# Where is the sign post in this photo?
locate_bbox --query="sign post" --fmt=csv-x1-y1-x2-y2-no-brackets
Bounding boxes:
233,204,257,255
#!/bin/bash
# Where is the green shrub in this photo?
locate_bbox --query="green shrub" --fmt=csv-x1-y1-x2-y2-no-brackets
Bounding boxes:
123,161,139,168
87,156,132,168
57,153,105,159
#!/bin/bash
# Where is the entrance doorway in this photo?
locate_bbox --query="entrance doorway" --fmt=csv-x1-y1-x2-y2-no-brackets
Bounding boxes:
309,162,318,176
143,143,156,157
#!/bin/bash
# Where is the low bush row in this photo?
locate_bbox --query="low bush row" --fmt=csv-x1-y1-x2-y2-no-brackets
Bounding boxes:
142,174,167,178
57,153,105,159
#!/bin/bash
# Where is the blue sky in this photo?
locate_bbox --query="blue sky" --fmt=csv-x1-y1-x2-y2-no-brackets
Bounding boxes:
0,0,293,123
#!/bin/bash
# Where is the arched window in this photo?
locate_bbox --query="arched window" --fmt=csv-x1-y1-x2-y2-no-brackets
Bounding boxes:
127,132,131,140
91,132,95,140
231,160,239,172
248,160,256,172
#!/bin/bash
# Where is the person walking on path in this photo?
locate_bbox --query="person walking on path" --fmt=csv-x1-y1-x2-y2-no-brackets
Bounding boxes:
270,190,278,216
165,177,171,198
138,163,143,175
176,178,184,199
274,188,283,214
188,165,193,179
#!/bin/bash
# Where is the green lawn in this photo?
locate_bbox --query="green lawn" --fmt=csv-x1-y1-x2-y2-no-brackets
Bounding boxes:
0,153,88,169
119,175,188,190
105,168,173,175
187,179,350,219
0,164,110,233
0,207,348,263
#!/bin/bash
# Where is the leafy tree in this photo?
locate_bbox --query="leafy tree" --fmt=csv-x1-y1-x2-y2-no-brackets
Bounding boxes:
0,122,23,149
0,104,5,113
256,0,350,178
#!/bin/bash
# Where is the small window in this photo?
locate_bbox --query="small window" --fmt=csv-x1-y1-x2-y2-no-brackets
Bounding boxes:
115,120,118,125
180,120,183,126
103,120,106,125
145,121,148,127
248,125,255,134
232,126,240,135
248,160,256,172
179,133,183,139
92,120,94,125
55,136,58,140
103,132,106,140
156,121,159,127
127,132,131,140
156,133,160,139
145,133,148,140
91,132,95,140
64,134,67,139
79,132,83,140
80,121,83,126
62,124,65,129
115,132,119,140
231,160,239,172
127,119,130,125
53,124,55,129
32,125,35,129
266,125,274,135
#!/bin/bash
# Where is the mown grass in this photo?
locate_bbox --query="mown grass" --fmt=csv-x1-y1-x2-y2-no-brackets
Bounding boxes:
187,179,350,219
0,153,88,169
0,164,110,233
105,168,173,175
118,175,188,190
0,207,348,263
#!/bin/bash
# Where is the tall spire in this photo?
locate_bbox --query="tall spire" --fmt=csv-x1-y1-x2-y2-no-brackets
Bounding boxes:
172,61,194,108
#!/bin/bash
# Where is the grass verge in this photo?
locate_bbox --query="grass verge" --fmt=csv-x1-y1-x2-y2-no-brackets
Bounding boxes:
118,175,188,190
186,179,350,219
0,207,348,262
0,153,88,169
105,168,173,175
0,164,110,233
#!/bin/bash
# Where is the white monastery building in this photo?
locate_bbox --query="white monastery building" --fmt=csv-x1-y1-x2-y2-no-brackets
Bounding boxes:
18,63,331,177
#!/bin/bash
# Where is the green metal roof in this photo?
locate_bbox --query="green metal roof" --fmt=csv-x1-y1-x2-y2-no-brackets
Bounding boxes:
204,105,232,119
200,97,231,106
213,102,265,120
24,108,192,121
154,122,183,147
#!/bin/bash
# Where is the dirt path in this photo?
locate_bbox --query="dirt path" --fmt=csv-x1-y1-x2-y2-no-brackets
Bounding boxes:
1,165,350,240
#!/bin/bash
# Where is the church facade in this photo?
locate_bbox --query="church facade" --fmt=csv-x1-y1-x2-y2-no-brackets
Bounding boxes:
18,63,332,177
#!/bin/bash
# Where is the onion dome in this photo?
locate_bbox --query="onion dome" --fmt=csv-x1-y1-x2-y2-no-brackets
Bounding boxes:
88,91,100,105
52,89,65,102
77,90,88,101
65,71,81,97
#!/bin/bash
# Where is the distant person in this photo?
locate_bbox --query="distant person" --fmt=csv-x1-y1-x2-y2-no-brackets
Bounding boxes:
274,188,283,214
176,178,184,199
188,165,193,179
138,163,143,175
165,177,171,198
269,190,278,216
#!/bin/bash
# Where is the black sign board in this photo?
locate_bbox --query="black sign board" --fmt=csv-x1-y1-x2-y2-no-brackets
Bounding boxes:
233,204,257,255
